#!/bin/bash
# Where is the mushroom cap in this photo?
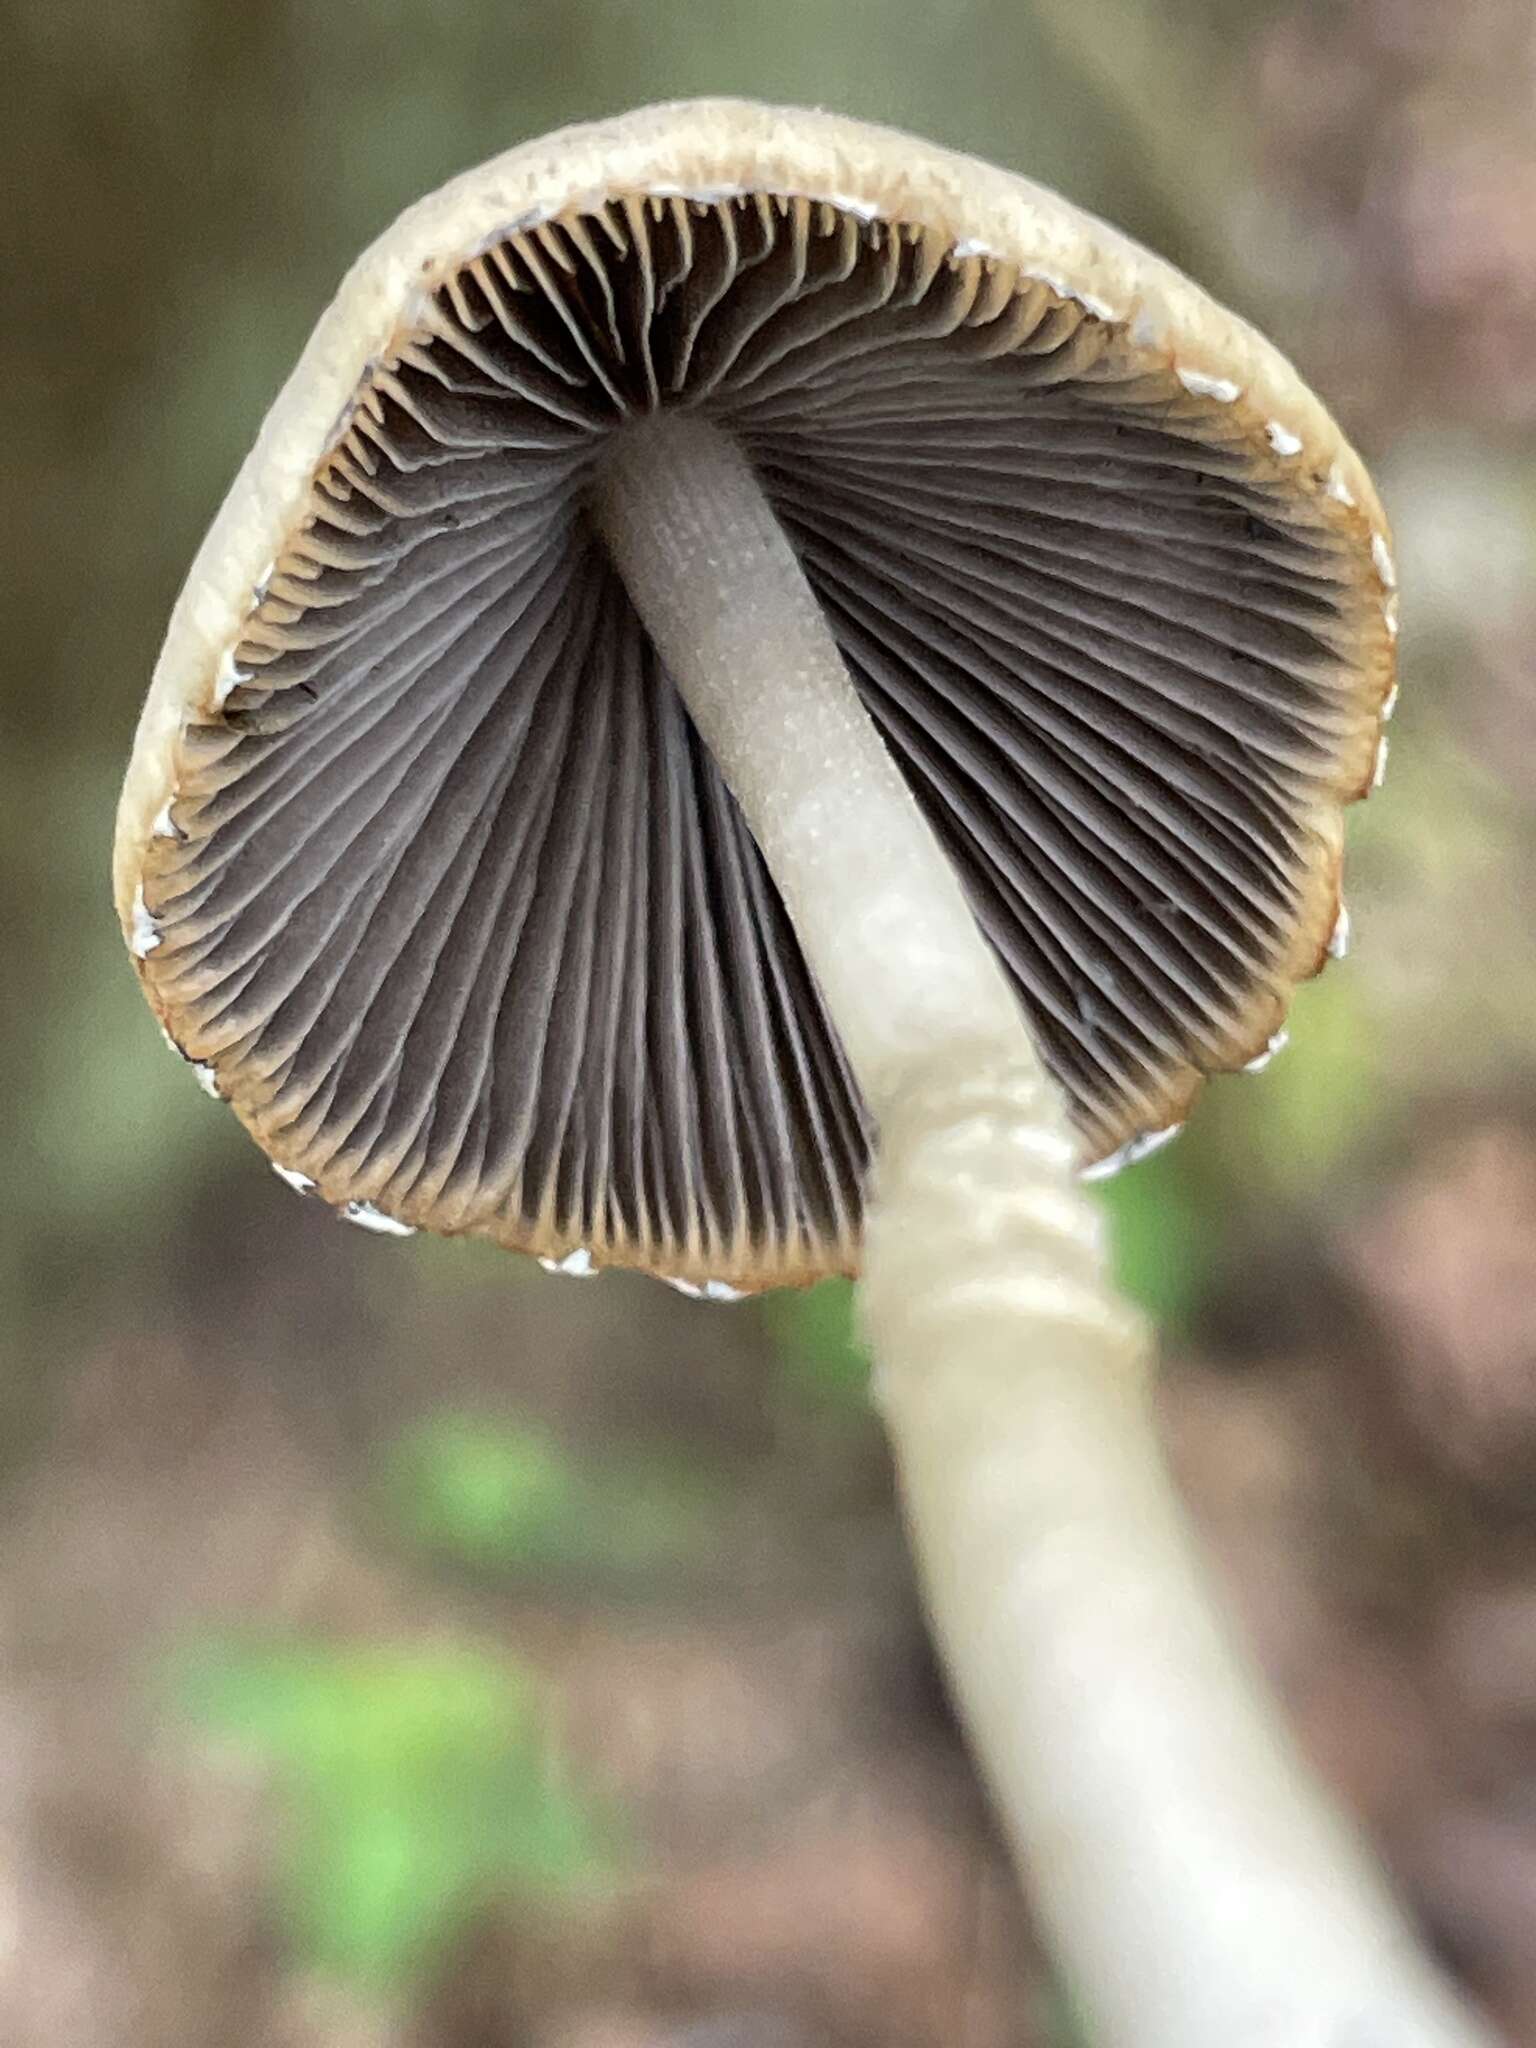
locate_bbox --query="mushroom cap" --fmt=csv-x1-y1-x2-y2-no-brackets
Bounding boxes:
116,98,1396,1291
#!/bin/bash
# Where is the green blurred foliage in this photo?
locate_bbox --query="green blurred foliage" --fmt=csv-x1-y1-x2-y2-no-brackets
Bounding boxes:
766,1280,873,1415
1090,1144,1210,1332
1231,976,1381,1194
174,1638,612,1993
382,1415,728,1584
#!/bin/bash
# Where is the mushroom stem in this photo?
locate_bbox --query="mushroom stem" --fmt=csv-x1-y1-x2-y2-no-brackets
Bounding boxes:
593,413,1487,2048
598,411,1025,1108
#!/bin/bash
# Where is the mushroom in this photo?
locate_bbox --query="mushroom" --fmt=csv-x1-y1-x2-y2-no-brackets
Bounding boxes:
114,102,1485,2048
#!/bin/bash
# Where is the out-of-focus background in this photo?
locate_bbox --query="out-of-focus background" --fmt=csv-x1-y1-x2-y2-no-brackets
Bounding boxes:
6,2,1536,2042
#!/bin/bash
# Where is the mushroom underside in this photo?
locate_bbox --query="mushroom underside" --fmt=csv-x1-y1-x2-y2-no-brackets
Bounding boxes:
139,191,1379,1285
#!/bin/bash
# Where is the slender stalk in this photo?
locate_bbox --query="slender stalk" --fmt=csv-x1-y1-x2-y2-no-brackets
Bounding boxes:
593,412,1489,2048
598,412,1024,1106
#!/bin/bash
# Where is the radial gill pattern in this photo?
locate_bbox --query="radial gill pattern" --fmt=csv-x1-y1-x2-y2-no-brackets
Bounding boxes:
139,192,1387,1288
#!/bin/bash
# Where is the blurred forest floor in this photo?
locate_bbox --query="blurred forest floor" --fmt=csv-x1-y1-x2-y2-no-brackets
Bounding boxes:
4,2,1536,2044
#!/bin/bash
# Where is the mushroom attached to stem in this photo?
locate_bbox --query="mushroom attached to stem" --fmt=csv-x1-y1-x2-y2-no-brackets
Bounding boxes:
114,102,1486,2048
